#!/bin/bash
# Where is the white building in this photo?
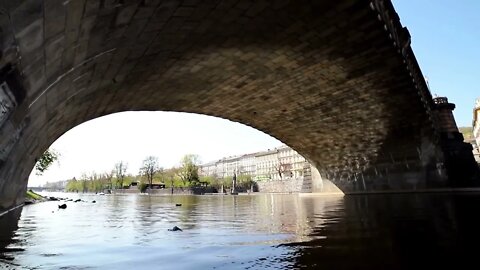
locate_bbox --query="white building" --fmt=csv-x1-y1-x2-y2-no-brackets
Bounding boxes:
237,153,256,176
199,145,308,181
199,160,219,178
474,98,480,148
472,141,480,163
199,154,254,178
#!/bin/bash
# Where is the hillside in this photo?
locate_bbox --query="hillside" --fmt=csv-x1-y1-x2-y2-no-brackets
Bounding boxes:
459,126,474,141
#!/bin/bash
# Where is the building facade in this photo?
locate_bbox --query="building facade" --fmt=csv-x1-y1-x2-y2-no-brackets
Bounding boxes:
199,145,309,182
473,98,480,163
474,98,480,148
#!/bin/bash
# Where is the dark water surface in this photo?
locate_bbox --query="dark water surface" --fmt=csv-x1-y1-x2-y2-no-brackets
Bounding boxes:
1,192,480,269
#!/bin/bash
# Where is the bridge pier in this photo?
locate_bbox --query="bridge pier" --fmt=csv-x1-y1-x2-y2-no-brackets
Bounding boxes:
313,161,447,194
307,97,480,194
433,97,480,187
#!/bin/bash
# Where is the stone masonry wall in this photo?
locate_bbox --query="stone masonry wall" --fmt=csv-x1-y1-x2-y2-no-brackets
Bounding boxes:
256,177,305,193
114,187,215,195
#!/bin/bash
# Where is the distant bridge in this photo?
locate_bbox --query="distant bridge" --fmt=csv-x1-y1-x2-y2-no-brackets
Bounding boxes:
27,186,62,192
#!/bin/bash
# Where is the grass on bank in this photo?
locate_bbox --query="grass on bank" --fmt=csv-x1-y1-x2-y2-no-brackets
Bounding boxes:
26,190,44,201
459,127,474,141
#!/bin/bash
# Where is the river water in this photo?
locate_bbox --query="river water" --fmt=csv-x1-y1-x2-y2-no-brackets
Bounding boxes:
1,192,480,269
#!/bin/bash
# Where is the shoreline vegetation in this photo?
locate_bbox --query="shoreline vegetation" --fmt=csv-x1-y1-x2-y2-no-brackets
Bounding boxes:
24,190,96,209
37,154,256,194
24,190,71,205
25,190,46,204
58,154,255,194
61,173,255,194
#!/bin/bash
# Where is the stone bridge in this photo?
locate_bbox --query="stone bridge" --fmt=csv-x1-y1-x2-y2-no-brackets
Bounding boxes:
0,0,478,211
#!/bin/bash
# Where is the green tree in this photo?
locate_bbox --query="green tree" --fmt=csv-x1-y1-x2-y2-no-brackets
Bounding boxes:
162,168,181,188
88,172,104,192
139,156,159,189
237,174,254,190
114,161,128,189
100,172,112,190
105,170,115,190
35,149,59,176
66,177,78,192
80,173,88,193
138,182,148,193
123,174,135,187
177,154,200,186
65,172,114,193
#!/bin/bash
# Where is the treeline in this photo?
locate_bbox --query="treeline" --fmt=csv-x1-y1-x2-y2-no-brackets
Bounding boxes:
65,173,136,192
65,154,205,193
64,154,256,193
64,172,255,193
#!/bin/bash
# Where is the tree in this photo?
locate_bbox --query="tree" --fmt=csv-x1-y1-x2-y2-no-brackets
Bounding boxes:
177,154,200,186
139,156,159,189
274,155,292,180
80,173,88,193
66,177,78,192
35,149,59,176
65,172,118,193
138,182,148,193
114,161,128,189
104,170,114,190
237,174,254,190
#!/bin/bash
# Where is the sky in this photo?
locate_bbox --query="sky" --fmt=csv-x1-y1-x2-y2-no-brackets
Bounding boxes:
393,0,480,125
28,1,480,186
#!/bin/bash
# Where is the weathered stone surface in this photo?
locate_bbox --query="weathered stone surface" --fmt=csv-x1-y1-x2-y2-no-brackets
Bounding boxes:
0,0,477,211
256,178,305,194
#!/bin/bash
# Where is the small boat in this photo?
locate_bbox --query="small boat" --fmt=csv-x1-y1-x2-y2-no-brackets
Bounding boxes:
98,192,105,195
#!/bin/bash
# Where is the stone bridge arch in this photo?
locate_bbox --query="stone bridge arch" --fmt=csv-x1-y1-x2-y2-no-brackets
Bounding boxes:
1,0,476,211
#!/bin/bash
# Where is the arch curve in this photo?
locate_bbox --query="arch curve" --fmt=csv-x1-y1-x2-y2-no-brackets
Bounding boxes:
0,0,450,210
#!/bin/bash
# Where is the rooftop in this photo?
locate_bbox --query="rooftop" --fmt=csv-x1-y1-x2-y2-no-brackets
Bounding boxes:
201,145,292,166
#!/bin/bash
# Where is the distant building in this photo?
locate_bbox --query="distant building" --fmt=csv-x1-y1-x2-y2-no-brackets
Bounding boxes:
472,141,480,163
42,180,68,190
200,153,256,179
199,145,309,181
474,98,480,149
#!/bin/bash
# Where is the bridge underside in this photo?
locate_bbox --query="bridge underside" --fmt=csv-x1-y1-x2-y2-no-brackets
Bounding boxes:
0,0,470,210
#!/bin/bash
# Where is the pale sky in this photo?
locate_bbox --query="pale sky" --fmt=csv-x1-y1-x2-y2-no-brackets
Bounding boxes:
28,1,480,186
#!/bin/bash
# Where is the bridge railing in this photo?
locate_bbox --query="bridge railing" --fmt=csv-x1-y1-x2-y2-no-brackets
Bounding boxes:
433,97,449,105
370,0,440,143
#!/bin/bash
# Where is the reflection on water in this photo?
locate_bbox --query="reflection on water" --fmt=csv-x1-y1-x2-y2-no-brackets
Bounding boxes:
1,193,480,269
0,207,22,262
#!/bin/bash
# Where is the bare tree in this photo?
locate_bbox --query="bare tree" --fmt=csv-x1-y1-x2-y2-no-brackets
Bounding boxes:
114,161,128,189
140,156,159,189
104,170,114,190
80,173,88,193
274,158,292,180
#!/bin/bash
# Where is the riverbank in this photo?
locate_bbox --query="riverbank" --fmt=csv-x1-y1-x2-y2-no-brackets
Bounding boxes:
25,189,47,205
25,190,46,205
24,190,69,205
